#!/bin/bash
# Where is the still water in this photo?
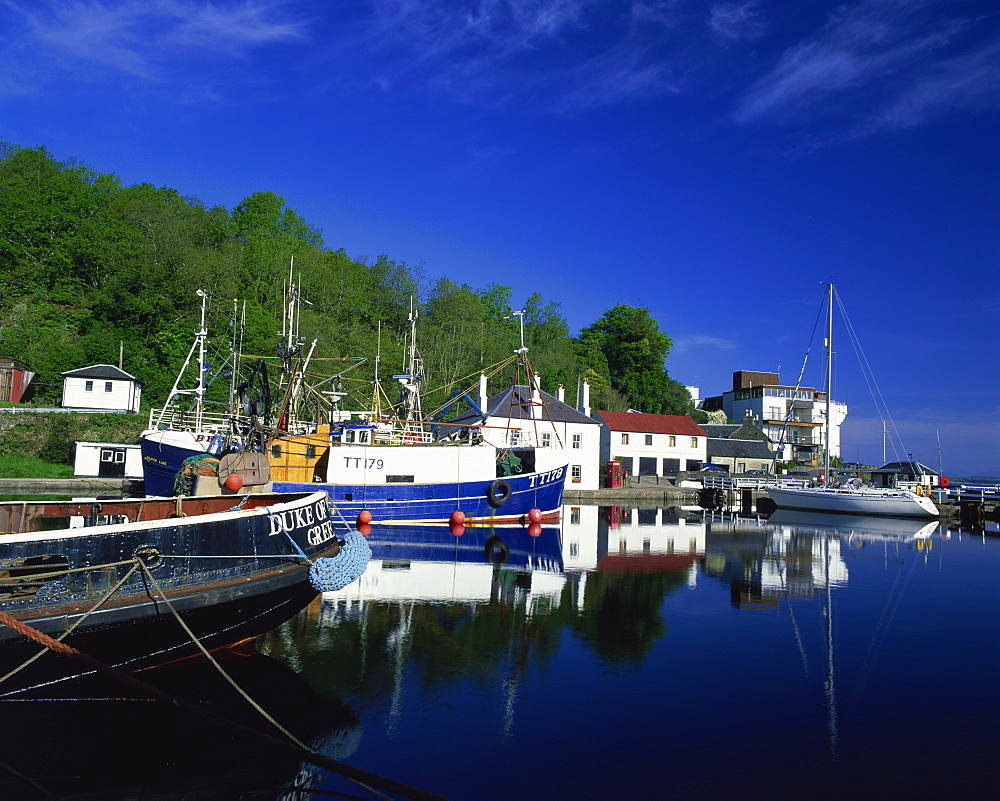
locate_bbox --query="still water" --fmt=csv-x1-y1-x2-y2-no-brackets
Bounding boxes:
2,504,998,800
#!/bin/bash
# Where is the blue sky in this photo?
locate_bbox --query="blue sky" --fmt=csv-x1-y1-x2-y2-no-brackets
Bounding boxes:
2,0,997,475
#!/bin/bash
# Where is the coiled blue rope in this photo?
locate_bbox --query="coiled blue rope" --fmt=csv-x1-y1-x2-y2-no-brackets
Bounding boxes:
308,529,372,592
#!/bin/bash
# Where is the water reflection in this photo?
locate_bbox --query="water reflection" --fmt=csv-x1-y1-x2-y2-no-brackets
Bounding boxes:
4,504,995,800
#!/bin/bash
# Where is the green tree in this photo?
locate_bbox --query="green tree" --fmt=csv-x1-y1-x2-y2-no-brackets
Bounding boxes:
576,304,692,415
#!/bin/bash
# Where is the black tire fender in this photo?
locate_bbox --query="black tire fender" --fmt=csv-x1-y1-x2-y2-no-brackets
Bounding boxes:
487,479,512,508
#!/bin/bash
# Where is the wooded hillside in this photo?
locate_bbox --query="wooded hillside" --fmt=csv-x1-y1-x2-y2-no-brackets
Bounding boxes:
0,143,695,421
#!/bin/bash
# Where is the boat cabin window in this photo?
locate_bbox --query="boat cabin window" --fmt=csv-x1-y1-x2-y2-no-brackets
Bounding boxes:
344,428,370,444
271,444,281,458
306,444,316,459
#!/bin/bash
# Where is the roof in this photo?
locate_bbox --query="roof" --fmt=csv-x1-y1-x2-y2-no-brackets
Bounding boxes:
706,438,774,460
596,410,706,437
445,385,599,427
701,424,740,439
61,364,139,382
869,461,938,476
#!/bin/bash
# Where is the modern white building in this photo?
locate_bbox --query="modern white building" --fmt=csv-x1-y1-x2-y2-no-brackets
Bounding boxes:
60,364,142,413
709,371,847,465
594,410,709,479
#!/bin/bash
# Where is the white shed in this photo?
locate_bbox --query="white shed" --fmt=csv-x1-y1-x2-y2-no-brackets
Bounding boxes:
73,441,144,478
61,365,142,413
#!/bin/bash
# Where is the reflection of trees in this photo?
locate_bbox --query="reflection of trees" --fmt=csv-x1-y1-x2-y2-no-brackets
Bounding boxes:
258,564,693,694
258,576,571,701
571,570,690,664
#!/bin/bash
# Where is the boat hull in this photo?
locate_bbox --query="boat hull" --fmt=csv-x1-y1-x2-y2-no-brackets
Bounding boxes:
275,470,565,525
0,492,346,693
766,485,939,518
141,428,226,496
142,430,569,524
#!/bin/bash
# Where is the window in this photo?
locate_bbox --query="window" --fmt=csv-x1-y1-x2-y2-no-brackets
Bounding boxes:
85,380,93,391
690,437,698,448
621,433,629,445
386,475,415,483
644,434,653,446
510,429,521,446
572,433,581,449
571,464,581,483
306,444,316,459
668,436,676,447
271,444,282,458
542,432,551,448
104,382,113,392
570,507,581,525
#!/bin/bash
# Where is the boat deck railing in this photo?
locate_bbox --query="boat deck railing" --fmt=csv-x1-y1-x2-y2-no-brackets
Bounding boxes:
701,476,812,491
147,407,232,432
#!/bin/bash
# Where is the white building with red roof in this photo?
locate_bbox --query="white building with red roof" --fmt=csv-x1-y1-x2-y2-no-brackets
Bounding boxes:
595,410,708,480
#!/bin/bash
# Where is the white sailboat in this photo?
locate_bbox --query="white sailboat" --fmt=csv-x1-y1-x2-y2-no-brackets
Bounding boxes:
766,284,939,519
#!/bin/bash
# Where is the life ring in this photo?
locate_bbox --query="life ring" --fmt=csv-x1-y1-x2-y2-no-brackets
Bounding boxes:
483,535,510,564
940,476,949,488
487,479,512,508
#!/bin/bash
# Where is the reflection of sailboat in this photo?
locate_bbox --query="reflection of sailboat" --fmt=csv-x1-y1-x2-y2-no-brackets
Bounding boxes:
766,284,938,519
768,510,938,542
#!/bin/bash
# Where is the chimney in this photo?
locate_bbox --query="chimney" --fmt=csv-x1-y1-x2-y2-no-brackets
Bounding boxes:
479,374,488,416
532,372,541,419
581,379,591,417
557,384,565,403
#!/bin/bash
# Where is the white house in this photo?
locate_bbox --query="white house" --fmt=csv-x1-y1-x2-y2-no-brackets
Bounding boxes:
61,364,142,413
594,410,708,480
441,376,602,490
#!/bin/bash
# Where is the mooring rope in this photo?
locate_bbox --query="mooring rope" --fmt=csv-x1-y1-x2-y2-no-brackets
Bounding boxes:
0,560,446,801
0,561,142,687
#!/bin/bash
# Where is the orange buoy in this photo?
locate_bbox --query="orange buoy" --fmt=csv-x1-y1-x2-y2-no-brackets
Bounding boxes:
450,510,466,525
357,509,372,525
223,472,243,492
528,508,542,523
450,521,465,537
358,523,371,537
528,522,542,537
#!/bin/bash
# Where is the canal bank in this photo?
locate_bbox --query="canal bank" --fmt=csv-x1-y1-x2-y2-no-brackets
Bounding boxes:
0,477,144,496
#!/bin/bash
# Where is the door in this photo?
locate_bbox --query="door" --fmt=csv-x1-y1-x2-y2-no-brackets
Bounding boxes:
98,448,126,477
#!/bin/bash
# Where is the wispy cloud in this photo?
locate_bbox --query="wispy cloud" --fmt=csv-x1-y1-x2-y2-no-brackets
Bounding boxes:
734,0,1000,135
673,334,738,355
344,1,684,111
0,0,304,94
708,1,766,42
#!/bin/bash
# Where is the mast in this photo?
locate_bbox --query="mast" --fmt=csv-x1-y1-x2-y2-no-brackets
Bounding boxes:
824,282,832,479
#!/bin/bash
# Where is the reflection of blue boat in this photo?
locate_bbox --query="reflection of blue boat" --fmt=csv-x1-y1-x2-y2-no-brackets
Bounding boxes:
360,523,563,573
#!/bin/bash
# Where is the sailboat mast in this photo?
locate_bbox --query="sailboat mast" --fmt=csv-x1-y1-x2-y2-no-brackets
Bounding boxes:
824,283,833,479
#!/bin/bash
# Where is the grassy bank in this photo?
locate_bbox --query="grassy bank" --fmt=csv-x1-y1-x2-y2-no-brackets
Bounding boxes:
0,411,146,475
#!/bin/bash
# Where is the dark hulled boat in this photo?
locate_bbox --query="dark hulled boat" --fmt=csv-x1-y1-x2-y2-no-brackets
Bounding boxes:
0,491,357,695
